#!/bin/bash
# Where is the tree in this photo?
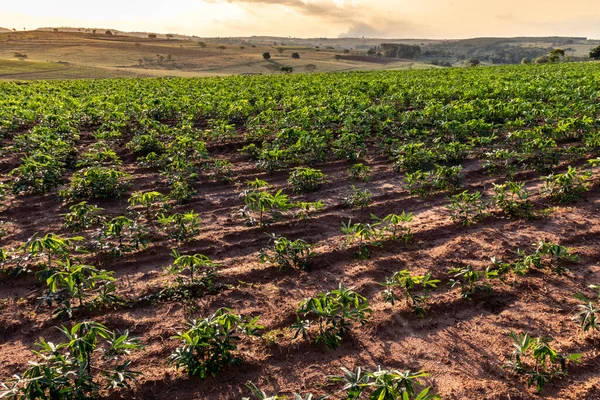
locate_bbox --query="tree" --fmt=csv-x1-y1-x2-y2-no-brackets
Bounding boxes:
216,45,226,52
467,58,480,67
198,41,207,48
105,30,113,36
291,52,300,59
92,29,96,35
590,45,600,60
166,34,174,39
521,58,532,65
304,64,317,72
535,55,549,64
367,48,376,56
13,53,27,61
276,47,285,54
148,33,157,39
548,48,565,63
262,52,271,60
280,66,293,73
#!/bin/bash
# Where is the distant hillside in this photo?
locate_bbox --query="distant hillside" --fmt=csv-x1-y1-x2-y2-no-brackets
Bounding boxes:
0,28,10,33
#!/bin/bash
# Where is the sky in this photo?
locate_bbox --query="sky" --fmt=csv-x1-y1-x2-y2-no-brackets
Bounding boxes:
1,0,599,39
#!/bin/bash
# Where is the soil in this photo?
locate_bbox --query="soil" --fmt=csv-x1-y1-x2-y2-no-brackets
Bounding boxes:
0,139,599,400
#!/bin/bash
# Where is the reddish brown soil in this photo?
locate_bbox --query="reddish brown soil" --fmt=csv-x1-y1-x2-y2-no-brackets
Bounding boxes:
1,140,599,400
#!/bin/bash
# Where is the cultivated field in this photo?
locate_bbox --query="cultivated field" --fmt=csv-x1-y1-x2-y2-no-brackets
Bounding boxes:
0,31,431,79
0,63,599,399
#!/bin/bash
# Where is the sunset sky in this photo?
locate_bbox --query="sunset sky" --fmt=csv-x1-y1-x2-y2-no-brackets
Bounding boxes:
1,0,599,39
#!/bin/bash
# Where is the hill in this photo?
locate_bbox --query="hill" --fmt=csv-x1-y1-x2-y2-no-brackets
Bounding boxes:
0,29,598,79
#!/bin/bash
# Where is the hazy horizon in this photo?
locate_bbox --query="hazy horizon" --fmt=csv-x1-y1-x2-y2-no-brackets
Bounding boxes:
1,0,599,40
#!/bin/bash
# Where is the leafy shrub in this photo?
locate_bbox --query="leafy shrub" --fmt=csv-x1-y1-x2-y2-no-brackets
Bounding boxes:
492,181,533,219
341,186,373,208
169,178,197,204
542,165,590,203
76,146,122,168
448,265,499,299
40,260,120,318
405,165,462,196
348,163,372,182
168,250,217,285
259,234,315,271
204,159,235,182
393,143,435,173
239,179,292,226
61,201,104,231
0,321,143,399
167,308,262,378
371,212,414,242
573,284,600,332
126,132,165,156
293,283,371,349
512,240,578,275
11,154,65,194
128,191,170,217
95,216,149,258
504,332,581,393
293,200,324,220
288,167,327,193
341,220,382,259
19,233,84,275
446,190,487,226
381,270,439,316
157,211,201,242
61,167,131,200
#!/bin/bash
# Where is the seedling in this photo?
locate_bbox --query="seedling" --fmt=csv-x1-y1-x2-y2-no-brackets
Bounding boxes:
504,331,581,393
446,190,487,226
381,270,440,316
288,167,327,193
157,211,201,242
259,234,315,271
492,181,533,219
293,283,371,349
0,321,143,399
168,308,262,378
61,201,104,231
542,165,590,203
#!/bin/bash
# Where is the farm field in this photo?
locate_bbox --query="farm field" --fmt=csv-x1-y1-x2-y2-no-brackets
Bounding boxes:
0,31,432,80
0,62,600,399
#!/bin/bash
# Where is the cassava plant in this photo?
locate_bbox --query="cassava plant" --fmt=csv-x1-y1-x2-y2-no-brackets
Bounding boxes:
167,308,262,378
288,167,327,193
504,331,581,393
39,259,121,318
293,283,371,349
239,179,292,227
0,321,143,400
157,211,201,242
542,165,590,203
381,270,440,316
341,220,383,259
371,212,414,242
95,216,149,258
259,234,315,271
61,201,104,231
446,190,487,226
448,265,499,299
492,181,533,219
341,186,373,209
573,284,600,333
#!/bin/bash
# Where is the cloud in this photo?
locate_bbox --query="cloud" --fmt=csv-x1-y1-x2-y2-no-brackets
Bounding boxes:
208,0,416,38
